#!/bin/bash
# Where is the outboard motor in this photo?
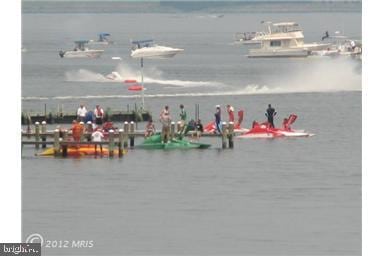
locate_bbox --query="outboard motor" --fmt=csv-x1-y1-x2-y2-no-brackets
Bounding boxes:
59,50,65,58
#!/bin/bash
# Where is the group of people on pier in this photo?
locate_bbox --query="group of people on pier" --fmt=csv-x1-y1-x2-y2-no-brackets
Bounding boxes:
67,102,278,146
151,103,277,143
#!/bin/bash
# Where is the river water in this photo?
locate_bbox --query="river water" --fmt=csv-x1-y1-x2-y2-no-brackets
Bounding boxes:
22,1,361,255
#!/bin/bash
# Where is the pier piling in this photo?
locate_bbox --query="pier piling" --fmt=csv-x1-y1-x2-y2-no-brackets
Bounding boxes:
123,121,129,148
222,122,228,149
118,129,124,158
34,122,40,149
129,121,135,148
108,129,114,157
228,122,234,149
53,129,60,155
170,122,175,139
86,121,93,142
41,121,47,148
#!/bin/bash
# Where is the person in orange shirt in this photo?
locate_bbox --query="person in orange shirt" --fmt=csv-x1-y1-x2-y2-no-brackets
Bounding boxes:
71,120,84,142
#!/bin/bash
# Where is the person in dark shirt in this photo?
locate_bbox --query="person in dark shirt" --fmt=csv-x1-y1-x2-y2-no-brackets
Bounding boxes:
265,104,277,128
214,105,222,134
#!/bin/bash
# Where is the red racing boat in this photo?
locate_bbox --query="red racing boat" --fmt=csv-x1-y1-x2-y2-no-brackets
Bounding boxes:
237,114,314,139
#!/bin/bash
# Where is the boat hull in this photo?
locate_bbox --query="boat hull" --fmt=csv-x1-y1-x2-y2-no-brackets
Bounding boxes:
138,134,210,149
248,48,309,58
61,49,104,58
39,145,125,157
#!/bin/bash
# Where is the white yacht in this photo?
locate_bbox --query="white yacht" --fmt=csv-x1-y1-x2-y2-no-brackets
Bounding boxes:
246,21,329,58
59,41,104,58
130,39,184,59
89,33,114,45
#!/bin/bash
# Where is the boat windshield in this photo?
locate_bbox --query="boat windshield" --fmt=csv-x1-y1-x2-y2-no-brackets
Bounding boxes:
271,24,302,34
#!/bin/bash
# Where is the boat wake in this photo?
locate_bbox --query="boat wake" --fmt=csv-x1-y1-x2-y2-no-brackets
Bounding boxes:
65,63,221,88
268,58,362,93
22,80,360,101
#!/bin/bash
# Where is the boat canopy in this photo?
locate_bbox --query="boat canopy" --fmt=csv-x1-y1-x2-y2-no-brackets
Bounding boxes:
99,33,111,37
273,22,298,27
131,39,154,48
74,40,89,45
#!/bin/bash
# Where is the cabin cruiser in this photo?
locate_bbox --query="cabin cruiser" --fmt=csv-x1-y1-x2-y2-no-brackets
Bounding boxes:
89,33,114,45
130,39,184,59
311,32,362,58
246,21,329,58
59,41,104,58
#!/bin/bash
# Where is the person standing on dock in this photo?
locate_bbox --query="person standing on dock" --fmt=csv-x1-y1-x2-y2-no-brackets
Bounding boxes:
92,128,104,154
265,104,277,128
226,104,235,123
71,120,83,142
179,104,187,135
160,105,172,143
77,104,87,122
94,105,104,126
195,119,204,139
214,105,222,134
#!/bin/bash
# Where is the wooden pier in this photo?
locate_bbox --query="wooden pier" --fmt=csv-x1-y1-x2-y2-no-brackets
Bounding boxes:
21,121,235,158
21,109,152,125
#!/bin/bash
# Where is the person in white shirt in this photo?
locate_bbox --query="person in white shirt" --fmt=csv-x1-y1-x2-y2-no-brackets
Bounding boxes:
92,128,104,153
77,104,87,122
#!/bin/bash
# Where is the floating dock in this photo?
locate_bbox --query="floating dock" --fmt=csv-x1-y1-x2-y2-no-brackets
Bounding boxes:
21,121,236,158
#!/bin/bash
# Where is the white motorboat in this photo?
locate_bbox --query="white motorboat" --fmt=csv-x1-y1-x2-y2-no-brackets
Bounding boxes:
246,21,329,58
59,41,104,58
130,39,184,59
234,32,263,45
89,33,114,45
311,32,362,58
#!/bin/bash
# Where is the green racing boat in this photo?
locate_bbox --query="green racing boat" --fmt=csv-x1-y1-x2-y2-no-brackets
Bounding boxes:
138,134,211,150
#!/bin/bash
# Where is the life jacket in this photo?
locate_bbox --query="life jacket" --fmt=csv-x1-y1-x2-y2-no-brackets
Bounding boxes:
95,108,103,118
72,124,83,140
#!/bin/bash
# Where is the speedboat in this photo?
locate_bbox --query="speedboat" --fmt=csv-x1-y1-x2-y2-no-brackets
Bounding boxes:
237,114,314,139
234,32,263,45
59,41,104,58
89,33,114,45
130,39,184,59
310,32,362,58
138,134,210,149
39,145,125,157
105,71,124,81
246,21,329,58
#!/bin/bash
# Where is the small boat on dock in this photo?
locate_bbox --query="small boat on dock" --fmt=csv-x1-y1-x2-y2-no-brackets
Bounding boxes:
59,40,104,58
138,134,210,149
39,145,125,157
